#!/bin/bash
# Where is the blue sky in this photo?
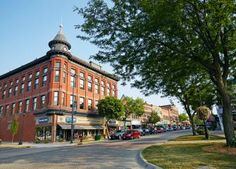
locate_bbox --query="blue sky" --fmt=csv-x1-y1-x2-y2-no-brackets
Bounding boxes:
0,0,184,112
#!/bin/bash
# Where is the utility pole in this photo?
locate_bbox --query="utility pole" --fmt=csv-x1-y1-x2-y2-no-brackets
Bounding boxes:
70,74,76,144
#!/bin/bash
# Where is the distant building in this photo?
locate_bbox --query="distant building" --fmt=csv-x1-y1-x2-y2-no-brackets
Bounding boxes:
159,105,179,125
0,27,118,142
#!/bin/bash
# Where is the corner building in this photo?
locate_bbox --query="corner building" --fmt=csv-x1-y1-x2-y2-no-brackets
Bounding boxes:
0,28,118,142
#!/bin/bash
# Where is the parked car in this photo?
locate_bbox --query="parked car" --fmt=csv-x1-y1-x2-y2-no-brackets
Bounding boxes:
167,127,174,131
156,125,167,132
122,130,141,140
143,128,150,135
136,128,145,136
185,125,191,129
110,130,126,140
156,127,164,133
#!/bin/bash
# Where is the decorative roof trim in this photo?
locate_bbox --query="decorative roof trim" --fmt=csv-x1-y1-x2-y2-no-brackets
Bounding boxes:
0,55,119,81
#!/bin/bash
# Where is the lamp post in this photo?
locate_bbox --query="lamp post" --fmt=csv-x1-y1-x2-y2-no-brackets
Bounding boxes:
18,112,26,145
70,74,76,144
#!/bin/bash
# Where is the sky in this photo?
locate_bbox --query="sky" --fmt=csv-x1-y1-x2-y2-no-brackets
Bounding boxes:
0,0,184,113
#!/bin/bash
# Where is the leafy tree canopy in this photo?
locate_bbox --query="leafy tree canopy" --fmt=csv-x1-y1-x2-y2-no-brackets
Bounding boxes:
148,111,161,125
97,96,124,120
179,113,189,122
122,96,145,118
76,0,236,146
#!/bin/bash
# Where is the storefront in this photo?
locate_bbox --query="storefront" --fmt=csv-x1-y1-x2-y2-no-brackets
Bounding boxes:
35,114,105,142
56,115,104,141
35,116,52,142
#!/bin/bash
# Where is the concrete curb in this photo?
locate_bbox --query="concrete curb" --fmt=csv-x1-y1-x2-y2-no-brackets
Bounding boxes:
137,151,163,169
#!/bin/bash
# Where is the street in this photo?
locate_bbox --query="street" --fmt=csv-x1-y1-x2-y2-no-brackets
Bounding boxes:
0,130,190,169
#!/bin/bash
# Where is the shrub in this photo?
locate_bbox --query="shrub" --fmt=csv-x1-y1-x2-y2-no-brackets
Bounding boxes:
196,126,205,135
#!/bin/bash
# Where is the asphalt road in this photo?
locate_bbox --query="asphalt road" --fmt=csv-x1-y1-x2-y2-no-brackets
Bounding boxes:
0,130,191,169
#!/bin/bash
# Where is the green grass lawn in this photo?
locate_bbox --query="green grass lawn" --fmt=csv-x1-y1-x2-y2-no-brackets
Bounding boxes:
142,143,236,169
170,135,225,141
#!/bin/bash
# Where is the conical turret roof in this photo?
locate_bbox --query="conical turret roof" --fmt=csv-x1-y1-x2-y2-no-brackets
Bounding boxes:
47,25,72,58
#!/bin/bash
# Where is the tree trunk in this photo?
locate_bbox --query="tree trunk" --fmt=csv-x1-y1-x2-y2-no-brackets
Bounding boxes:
12,134,14,143
105,121,110,139
221,93,235,147
189,115,196,136
204,120,209,140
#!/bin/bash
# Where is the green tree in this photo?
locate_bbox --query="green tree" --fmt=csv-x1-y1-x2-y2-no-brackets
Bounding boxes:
196,106,211,139
97,96,124,137
148,111,161,125
10,115,19,143
122,96,145,129
179,113,189,122
76,0,236,146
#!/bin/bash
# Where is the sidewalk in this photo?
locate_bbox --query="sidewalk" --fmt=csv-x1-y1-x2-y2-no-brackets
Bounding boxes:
0,139,108,148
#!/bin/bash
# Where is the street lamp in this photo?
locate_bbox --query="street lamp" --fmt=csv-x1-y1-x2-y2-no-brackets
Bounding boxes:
18,112,26,145
70,74,77,144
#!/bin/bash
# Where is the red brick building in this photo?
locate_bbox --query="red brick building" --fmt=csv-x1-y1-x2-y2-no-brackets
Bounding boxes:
0,27,118,142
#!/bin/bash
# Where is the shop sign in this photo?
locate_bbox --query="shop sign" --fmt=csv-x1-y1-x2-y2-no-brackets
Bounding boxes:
66,117,76,123
38,117,49,124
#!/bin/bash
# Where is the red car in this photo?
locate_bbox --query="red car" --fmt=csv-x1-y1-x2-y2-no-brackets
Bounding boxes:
122,130,141,140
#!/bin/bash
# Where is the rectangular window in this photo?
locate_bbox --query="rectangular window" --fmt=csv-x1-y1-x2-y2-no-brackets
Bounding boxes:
29,74,32,80
63,71,67,83
34,78,39,89
95,84,99,94
80,97,85,109
88,99,92,110
20,84,24,94
80,79,85,89
107,84,111,96
54,70,60,82
18,101,23,113
35,71,40,77
101,86,105,96
70,95,76,107
95,100,98,109
55,62,61,70
33,97,37,110
53,91,59,106
42,75,47,86
16,79,19,84
41,95,46,108
2,90,6,99
6,105,9,114
8,88,12,97
43,67,48,74
14,86,18,95
25,99,30,112
80,72,85,79
0,106,3,116
27,81,32,91
70,69,76,87
12,103,16,115
62,92,66,106
88,75,92,82
22,76,25,82
88,81,92,91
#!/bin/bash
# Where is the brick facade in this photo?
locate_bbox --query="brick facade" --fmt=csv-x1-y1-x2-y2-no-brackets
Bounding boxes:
0,28,118,142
